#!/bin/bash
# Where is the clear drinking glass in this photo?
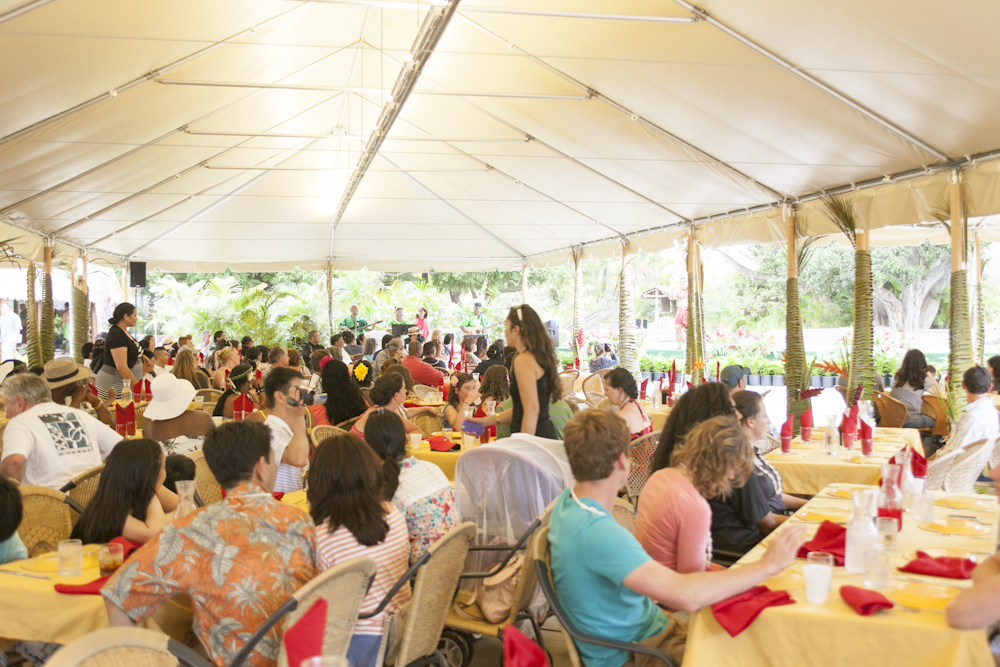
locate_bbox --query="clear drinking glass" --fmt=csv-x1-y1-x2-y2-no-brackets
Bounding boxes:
99,543,124,577
875,517,898,551
823,414,839,456
914,494,936,522
174,480,198,519
58,539,83,577
301,658,348,667
863,549,890,589
803,552,834,604
484,400,496,415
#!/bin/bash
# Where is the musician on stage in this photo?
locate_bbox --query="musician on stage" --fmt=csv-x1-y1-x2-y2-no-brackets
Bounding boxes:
461,301,490,336
338,304,368,334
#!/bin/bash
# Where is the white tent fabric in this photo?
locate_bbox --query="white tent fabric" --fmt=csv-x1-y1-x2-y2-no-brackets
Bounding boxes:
3,0,1000,271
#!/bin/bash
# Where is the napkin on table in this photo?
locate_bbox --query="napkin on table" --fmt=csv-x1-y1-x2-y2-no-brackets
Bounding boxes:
840,585,893,615
283,598,327,667
800,407,813,431
780,416,793,439
899,551,976,579
711,586,795,637
796,520,846,565
859,418,874,440
115,404,127,431
889,446,927,479
55,576,110,595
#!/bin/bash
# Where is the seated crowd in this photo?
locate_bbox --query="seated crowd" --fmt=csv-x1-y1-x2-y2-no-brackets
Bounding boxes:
6,313,1000,667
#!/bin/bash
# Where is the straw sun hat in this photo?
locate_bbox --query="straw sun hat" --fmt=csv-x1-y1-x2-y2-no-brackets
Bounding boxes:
143,373,197,421
43,357,91,390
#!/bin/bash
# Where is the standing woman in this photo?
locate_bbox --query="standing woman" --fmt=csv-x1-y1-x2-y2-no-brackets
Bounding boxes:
415,307,431,341
95,303,142,400
474,304,558,438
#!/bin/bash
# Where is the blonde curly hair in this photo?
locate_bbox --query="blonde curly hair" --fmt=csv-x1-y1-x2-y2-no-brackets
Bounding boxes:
670,416,754,499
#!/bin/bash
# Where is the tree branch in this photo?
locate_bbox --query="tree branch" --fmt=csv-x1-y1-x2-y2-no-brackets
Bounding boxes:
712,250,780,283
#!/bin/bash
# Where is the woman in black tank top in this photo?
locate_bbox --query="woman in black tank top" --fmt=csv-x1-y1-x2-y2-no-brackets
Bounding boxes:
473,304,560,438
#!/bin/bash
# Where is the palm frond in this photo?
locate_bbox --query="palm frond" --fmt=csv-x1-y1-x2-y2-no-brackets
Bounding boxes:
796,236,821,273
930,194,951,230
820,194,858,248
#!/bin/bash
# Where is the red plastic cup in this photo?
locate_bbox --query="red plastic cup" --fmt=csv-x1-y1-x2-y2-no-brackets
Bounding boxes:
800,426,812,442
781,435,792,454
126,420,136,437
842,432,854,450
861,438,874,456
116,422,126,436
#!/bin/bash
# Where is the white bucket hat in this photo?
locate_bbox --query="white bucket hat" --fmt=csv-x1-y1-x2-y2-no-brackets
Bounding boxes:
143,373,197,421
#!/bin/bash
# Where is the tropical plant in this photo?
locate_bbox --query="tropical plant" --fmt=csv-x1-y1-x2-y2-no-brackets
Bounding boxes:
928,374,961,429
25,263,41,367
821,194,873,406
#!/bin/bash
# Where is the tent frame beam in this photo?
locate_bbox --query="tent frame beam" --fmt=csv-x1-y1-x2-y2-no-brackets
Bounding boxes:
672,0,950,163
301,0,698,22
185,130,528,143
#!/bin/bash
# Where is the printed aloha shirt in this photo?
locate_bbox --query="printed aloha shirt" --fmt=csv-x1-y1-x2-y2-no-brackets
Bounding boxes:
393,456,461,563
102,483,317,667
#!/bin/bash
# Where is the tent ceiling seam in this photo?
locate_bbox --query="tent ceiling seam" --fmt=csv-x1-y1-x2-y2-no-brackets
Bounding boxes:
454,14,787,202
0,2,309,147
0,0,56,25
672,0,950,163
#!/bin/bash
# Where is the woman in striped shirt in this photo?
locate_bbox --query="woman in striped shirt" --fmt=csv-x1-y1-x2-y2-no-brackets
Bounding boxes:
308,433,412,667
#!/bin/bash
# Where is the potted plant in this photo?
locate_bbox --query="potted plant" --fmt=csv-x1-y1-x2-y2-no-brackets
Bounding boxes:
639,355,654,380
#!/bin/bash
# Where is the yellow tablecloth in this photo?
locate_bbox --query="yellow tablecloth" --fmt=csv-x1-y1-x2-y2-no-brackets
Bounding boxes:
411,434,489,481
683,486,997,667
0,557,191,644
764,427,923,496
646,405,672,432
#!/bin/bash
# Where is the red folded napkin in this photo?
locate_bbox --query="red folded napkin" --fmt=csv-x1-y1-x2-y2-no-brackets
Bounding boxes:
780,416,793,438
167,357,173,366
841,411,857,437
125,401,136,435
133,378,151,401
224,369,230,384
429,435,459,452
800,407,813,429
284,598,327,667
233,394,254,421
840,585,893,615
796,520,846,565
55,576,109,595
110,536,142,560
859,418,873,439
899,551,976,579
640,378,649,400
115,404,127,434
889,446,927,479
711,586,795,637
88,381,98,396
255,369,262,381
504,624,549,667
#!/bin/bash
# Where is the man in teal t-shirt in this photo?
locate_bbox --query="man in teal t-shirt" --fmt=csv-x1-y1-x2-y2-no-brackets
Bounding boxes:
0,476,27,564
549,411,806,667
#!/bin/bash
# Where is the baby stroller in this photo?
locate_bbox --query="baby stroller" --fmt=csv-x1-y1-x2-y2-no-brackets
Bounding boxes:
441,434,575,666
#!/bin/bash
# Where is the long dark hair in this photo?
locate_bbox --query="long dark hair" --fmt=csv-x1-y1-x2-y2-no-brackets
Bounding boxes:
479,365,509,402
894,349,928,390
989,356,1000,393
363,409,408,501
652,383,735,472
322,359,368,425
506,304,560,404
72,439,162,544
308,434,389,546
447,373,474,410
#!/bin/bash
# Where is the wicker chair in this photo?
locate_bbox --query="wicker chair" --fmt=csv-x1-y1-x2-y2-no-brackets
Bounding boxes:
351,353,364,363
558,370,579,398
310,425,348,449
186,450,222,505
0,421,7,459
625,430,662,503
612,497,637,535
873,391,908,428
925,439,990,492
563,396,587,414
17,486,81,557
412,413,444,439
531,526,679,667
581,369,611,397
195,388,223,413
134,402,151,430
922,395,952,437
229,556,378,667
394,522,476,667
60,464,104,525
45,627,211,667
943,438,993,494
413,384,437,399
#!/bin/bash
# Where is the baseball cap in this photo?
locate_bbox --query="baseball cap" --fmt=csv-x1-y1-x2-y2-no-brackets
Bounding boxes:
719,365,750,388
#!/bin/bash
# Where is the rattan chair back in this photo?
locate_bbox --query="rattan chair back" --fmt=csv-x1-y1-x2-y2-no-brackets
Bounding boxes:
333,415,361,431
412,412,443,438
310,425,348,450
558,370,579,398
396,522,476,667
186,450,223,505
60,464,104,526
944,438,992,494
17,485,74,557
921,395,952,437
925,447,965,492
612,497,637,534
46,627,211,667
581,369,611,397
625,430,662,502
275,556,378,667
873,391,907,428
530,526,584,667
134,402,151,430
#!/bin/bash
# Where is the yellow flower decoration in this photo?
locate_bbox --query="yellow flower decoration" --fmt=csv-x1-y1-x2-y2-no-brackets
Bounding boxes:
354,363,369,382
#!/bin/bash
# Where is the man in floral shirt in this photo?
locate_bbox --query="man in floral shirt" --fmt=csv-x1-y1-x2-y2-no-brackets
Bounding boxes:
102,421,317,667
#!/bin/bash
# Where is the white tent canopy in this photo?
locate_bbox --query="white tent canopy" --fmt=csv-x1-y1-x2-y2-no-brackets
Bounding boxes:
3,0,1000,273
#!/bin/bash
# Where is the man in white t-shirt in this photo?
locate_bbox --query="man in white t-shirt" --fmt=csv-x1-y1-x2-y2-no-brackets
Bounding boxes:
152,347,170,376
0,373,122,490
257,366,309,493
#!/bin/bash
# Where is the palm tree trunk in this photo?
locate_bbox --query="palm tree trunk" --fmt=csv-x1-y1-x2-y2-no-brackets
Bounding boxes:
71,286,90,363
847,243,875,405
40,265,54,364
949,178,972,409
618,246,639,375
973,236,984,366
25,263,41,367
785,211,808,434
572,249,584,366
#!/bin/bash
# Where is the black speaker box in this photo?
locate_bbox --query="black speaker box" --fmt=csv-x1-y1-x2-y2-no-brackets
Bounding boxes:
129,262,146,287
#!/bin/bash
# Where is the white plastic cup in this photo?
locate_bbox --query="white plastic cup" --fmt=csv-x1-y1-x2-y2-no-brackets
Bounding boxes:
58,539,83,577
408,433,422,450
803,552,834,604
863,549,890,589
461,431,478,449
914,494,935,522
